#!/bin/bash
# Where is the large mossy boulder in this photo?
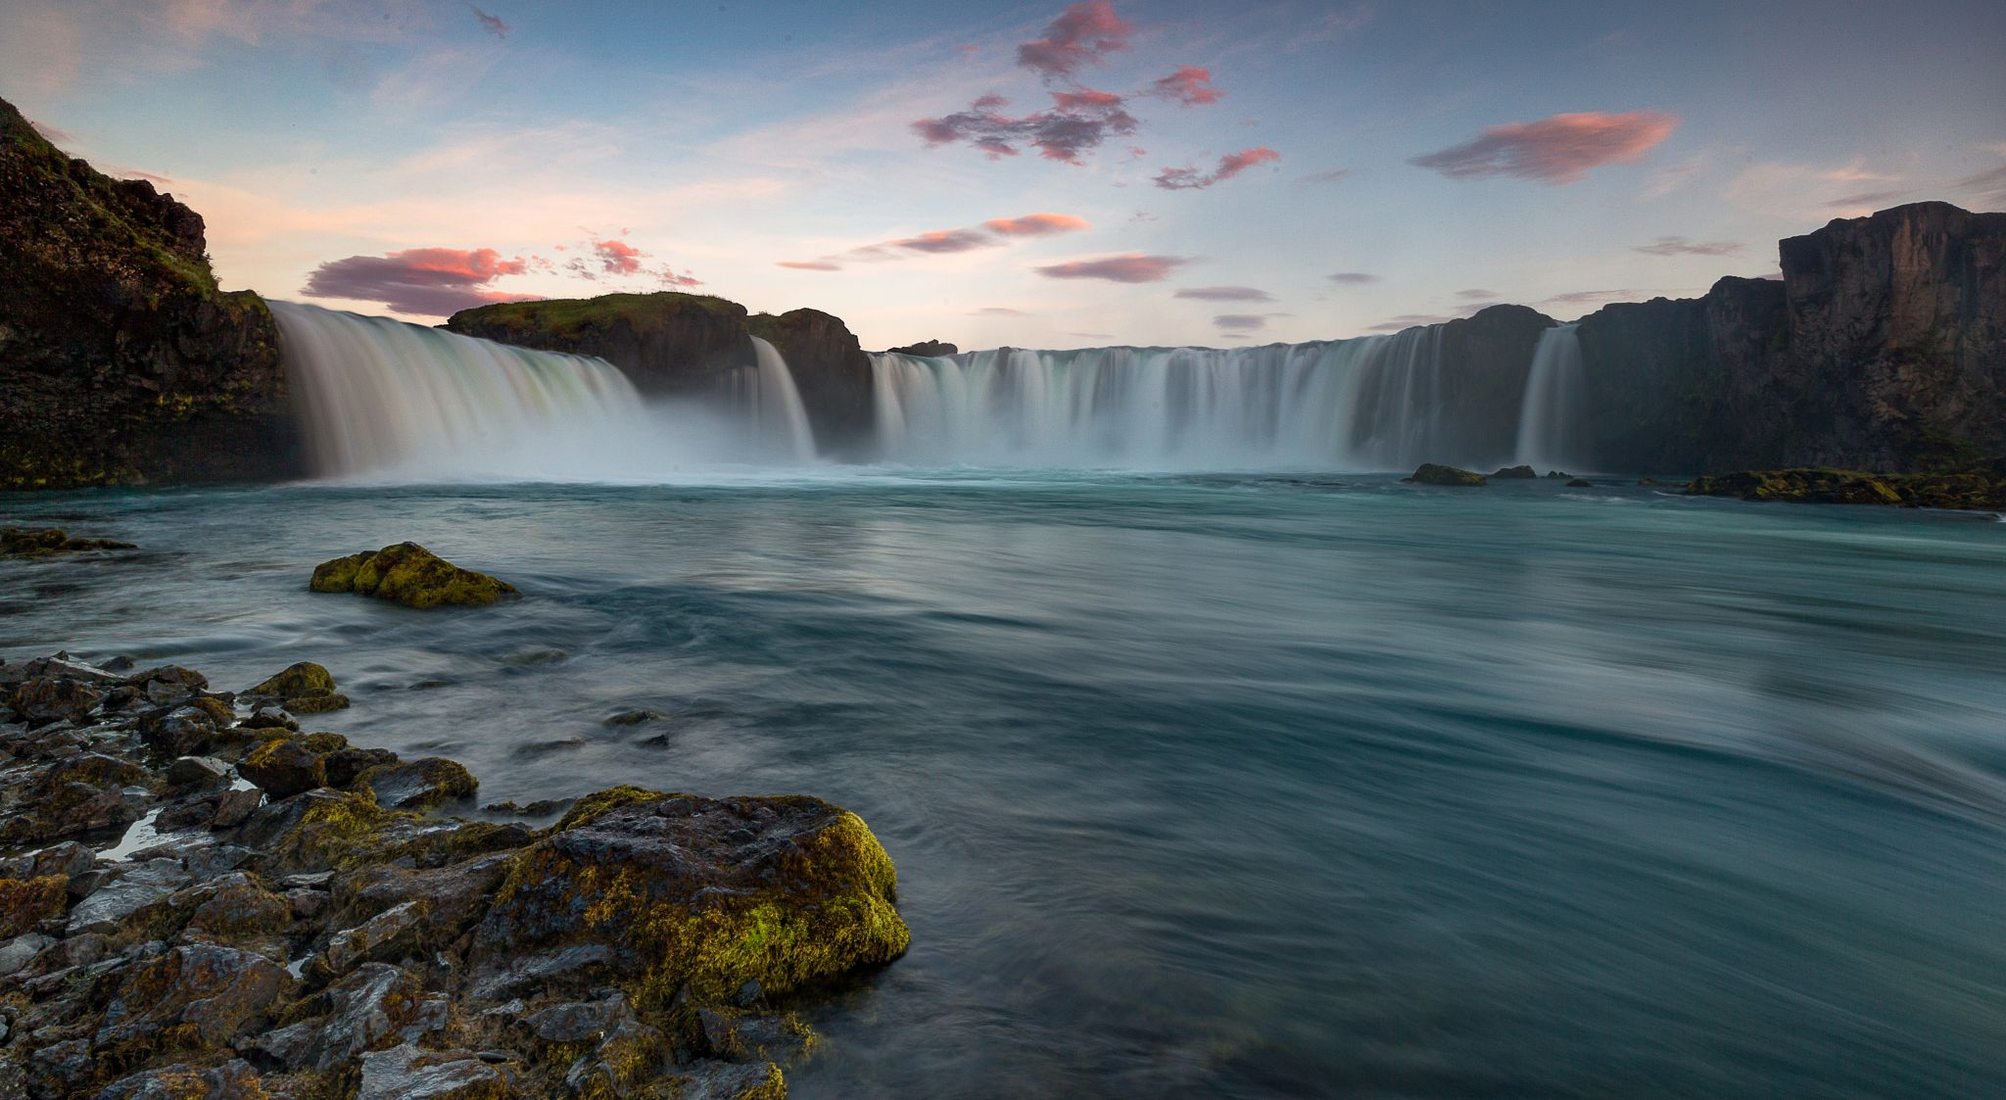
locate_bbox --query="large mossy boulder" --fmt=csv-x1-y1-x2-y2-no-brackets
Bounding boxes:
477,791,910,1006
0,95,300,490
310,542,517,609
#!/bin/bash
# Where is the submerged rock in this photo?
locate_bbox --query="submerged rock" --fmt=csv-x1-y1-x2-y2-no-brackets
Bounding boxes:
0,527,136,557
1407,463,1488,487
311,542,519,609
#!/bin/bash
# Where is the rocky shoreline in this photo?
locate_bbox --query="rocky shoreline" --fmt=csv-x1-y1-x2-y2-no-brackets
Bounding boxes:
0,639,908,1098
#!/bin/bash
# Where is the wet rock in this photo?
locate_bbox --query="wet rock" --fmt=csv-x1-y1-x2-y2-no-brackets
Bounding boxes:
237,736,327,799
1566,478,1594,488
361,757,478,811
675,1059,788,1100
1684,467,2006,510
97,942,292,1049
476,792,909,1005
238,710,299,732
357,1042,512,1100
470,944,612,1002
0,932,53,976
246,660,349,715
0,527,136,557
346,850,515,944
95,1058,267,1099
252,962,422,1072
27,1037,94,1097
0,875,67,937
211,787,263,829
125,665,210,706
7,676,105,726
166,755,232,790
0,840,94,882
181,876,291,942
1490,464,1537,479
522,990,632,1043
1407,463,1488,487
320,899,428,977
310,542,519,609
325,746,400,789
604,709,665,727
68,859,191,936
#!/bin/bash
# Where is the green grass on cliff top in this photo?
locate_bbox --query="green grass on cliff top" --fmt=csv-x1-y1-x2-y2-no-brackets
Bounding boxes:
451,291,747,333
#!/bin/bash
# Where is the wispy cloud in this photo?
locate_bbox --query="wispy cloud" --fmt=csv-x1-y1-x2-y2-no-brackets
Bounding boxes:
1035,253,1190,282
1412,111,1677,184
1300,168,1350,185
1725,159,1903,219
1957,163,2006,207
1327,272,1377,285
1368,313,1457,332
974,306,1028,316
1213,312,1288,331
779,211,1090,271
1456,288,1499,300
302,246,538,316
913,90,1139,163
1017,0,1131,80
1149,66,1221,106
1175,286,1274,301
1154,147,1280,190
561,233,702,287
1633,236,1742,257
469,4,508,38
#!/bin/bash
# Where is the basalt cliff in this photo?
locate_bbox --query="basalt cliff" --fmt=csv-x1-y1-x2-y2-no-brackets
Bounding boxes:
0,97,300,490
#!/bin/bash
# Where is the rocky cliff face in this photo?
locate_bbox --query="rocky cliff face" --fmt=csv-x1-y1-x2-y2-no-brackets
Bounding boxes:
1418,304,1556,462
0,97,300,489
447,295,878,456
1578,203,2005,473
747,309,875,458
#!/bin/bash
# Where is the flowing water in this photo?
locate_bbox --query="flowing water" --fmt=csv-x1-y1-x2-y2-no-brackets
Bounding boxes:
1514,323,1587,472
4,473,2004,1099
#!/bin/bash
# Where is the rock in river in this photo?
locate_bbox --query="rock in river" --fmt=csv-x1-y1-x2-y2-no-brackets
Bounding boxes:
311,542,518,609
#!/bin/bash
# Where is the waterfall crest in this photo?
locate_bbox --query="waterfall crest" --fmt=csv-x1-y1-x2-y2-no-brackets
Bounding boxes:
1513,324,1587,473
871,326,1532,471
272,302,818,480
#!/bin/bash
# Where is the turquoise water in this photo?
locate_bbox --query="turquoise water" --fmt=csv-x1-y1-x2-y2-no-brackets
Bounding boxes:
4,472,2005,1098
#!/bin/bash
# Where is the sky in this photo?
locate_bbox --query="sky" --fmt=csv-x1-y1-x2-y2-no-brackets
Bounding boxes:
5,0,2004,350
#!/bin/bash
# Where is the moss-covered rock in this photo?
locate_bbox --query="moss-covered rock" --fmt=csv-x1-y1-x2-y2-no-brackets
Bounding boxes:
0,874,67,937
0,527,137,557
310,543,518,609
358,757,478,812
239,737,328,799
249,662,337,699
1683,467,2006,509
1408,463,1488,486
477,793,909,1008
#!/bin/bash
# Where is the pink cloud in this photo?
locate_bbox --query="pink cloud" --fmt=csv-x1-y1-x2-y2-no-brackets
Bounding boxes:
914,89,1139,163
590,238,646,274
1151,66,1221,107
1175,286,1273,301
1154,146,1281,190
561,235,702,288
984,212,1091,236
1017,0,1132,80
470,4,509,38
302,246,538,317
894,229,998,254
1034,253,1189,283
1410,111,1677,184
778,260,842,272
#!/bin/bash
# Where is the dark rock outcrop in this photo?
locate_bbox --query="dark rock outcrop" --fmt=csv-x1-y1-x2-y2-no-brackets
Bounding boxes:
749,308,876,458
1579,203,2006,474
0,96,301,490
1,527,136,557
886,340,958,357
1407,463,1488,486
446,294,880,457
1686,467,2006,510
1404,305,1557,462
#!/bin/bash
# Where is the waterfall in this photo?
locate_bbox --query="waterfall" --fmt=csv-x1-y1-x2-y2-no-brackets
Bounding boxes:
1513,324,1587,473
271,302,817,480
739,336,815,463
870,325,1527,471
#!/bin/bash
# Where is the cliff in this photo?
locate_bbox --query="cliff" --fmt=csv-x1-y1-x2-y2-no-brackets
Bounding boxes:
447,294,877,457
1578,203,2006,473
1416,304,1556,462
0,96,300,489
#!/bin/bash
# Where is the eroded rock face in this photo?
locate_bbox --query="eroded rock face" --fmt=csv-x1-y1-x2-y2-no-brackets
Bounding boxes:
1579,203,2006,474
310,542,518,609
0,95,301,490
749,308,877,458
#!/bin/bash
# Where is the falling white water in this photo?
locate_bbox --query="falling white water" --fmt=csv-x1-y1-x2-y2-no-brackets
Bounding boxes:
1513,324,1587,473
271,302,818,480
871,326,1516,471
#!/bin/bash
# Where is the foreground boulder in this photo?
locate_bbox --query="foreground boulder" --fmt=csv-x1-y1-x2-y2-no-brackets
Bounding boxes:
245,660,350,714
1408,463,1488,487
477,789,910,1006
1685,467,2006,510
310,542,518,608
0,95,300,490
